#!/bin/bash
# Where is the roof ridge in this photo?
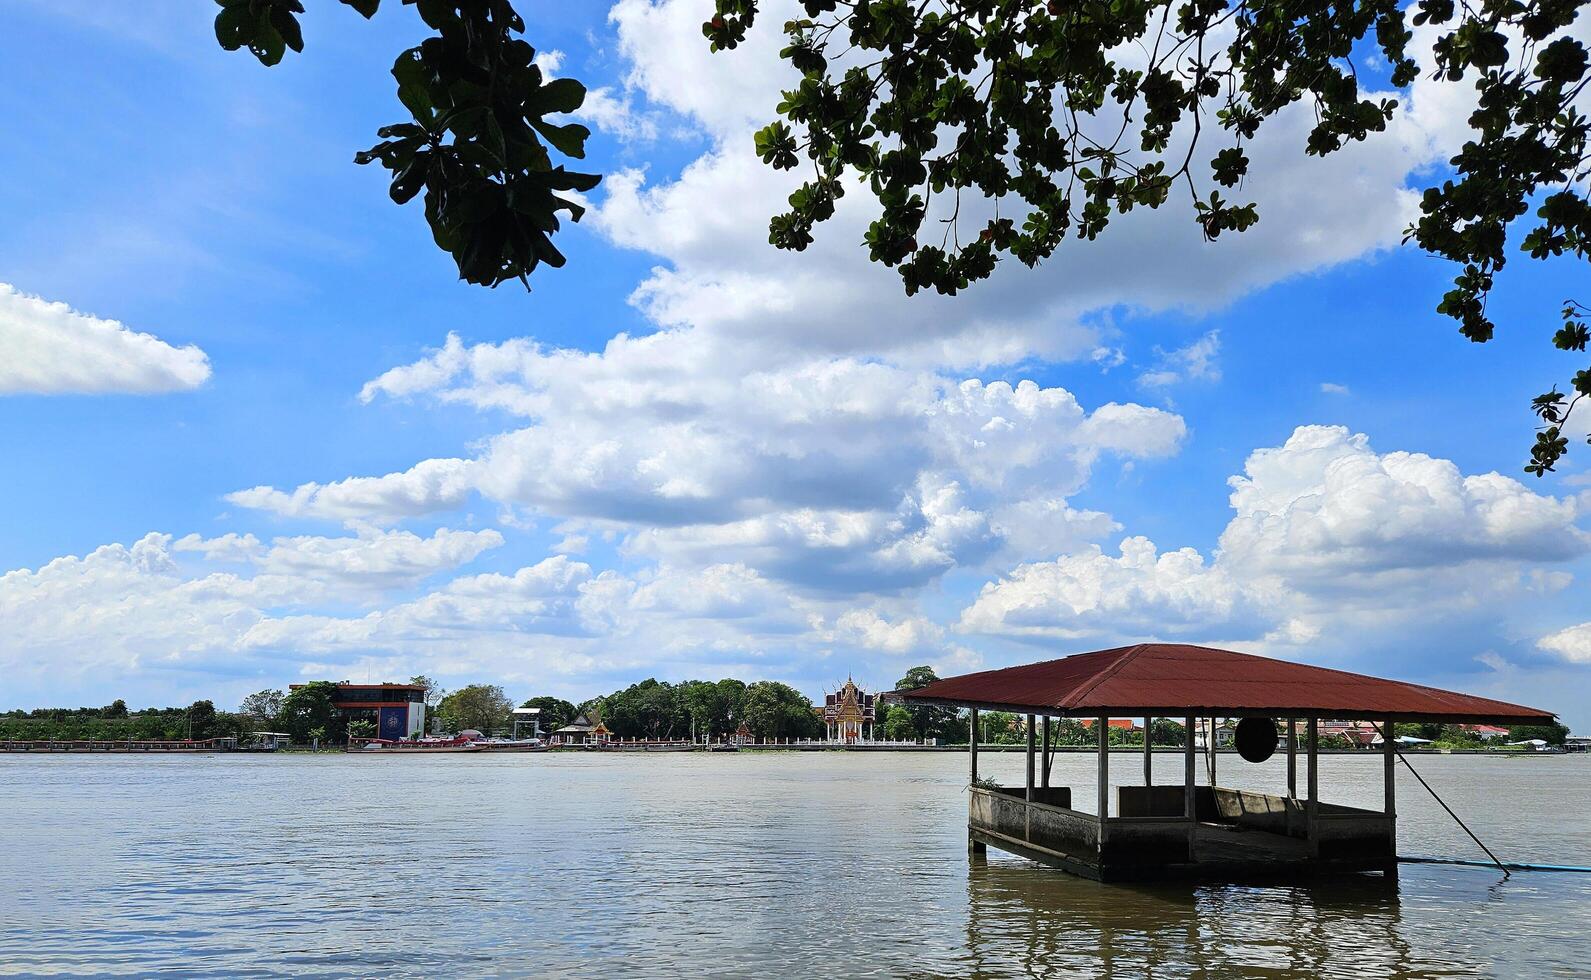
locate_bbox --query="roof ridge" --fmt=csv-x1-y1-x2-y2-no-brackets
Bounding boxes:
1056,643,1146,710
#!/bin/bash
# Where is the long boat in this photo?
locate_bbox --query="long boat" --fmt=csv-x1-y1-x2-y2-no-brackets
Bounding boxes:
471,738,549,753
350,737,482,754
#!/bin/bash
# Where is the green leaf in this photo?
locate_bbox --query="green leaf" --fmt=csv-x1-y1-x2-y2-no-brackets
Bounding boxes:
270,5,304,55
214,4,252,51
532,121,591,159
532,77,587,115
341,0,380,18
249,11,287,67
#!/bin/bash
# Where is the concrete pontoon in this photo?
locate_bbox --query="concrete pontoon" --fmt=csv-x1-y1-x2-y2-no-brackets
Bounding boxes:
901,643,1557,882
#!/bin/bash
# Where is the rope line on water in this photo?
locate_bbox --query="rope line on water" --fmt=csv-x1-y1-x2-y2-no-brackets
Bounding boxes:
1398,856,1591,873
1372,722,1511,878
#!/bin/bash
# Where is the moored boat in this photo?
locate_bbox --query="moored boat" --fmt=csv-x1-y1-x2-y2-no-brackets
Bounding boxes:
351,736,482,753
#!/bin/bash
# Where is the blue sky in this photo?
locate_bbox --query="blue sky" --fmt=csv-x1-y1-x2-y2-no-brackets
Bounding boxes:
3,1,1589,729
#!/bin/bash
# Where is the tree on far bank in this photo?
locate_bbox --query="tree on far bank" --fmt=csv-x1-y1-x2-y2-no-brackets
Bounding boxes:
600,679,692,739
102,699,128,719
518,696,576,737
409,675,445,710
706,0,1591,473
893,666,958,742
187,700,218,740
978,711,1023,745
1509,722,1571,745
1150,719,1187,747
438,684,514,735
882,705,917,742
238,689,284,725
279,682,344,744
681,678,748,740
742,681,823,740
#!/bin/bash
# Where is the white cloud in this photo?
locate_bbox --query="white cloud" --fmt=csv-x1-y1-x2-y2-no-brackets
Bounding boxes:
829,608,950,655
0,283,210,394
248,527,504,593
1138,331,1222,390
226,457,475,523
250,331,1188,590
960,426,1588,658
959,537,1271,640
1320,382,1351,395
0,527,505,688
1219,425,1589,585
1539,623,1591,664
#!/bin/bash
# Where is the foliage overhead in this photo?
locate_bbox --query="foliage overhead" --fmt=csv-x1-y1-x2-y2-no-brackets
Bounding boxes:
214,0,599,288
705,0,1591,472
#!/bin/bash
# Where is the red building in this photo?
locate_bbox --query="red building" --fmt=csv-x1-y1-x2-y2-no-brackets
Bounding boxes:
292,682,427,740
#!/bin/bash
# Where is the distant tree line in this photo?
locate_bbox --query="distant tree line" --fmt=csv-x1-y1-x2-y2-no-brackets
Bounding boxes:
969,714,1190,748
0,699,243,742
1394,721,1571,748
0,664,1060,746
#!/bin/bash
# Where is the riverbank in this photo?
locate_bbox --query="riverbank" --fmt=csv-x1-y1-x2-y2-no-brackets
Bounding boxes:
4,738,1577,756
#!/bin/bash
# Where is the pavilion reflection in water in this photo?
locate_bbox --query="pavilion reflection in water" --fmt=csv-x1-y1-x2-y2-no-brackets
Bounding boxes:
959,861,1443,979
902,643,1557,883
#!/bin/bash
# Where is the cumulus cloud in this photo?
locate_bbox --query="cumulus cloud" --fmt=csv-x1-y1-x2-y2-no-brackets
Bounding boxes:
248,332,1187,590
1219,425,1589,585
0,531,685,695
247,527,504,593
959,537,1272,641
1539,623,1591,664
0,283,210,394
226,458,475,523
960,426,1587,661
0,527,506,685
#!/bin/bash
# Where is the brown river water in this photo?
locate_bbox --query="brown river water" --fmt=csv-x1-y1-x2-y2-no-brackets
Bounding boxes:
1,750,1587,977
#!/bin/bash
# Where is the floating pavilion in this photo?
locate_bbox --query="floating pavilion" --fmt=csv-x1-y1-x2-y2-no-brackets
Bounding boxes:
900,643,1556,882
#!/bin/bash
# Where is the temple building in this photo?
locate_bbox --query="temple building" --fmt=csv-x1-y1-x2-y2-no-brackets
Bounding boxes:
821,678,877,742
551,708,611,746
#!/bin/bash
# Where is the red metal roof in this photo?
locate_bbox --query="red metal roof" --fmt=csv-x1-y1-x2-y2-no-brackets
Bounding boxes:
902,644,1554,724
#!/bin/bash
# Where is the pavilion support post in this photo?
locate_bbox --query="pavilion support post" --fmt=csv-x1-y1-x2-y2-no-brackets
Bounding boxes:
1041,716,1051,789
1286,717,1297,799
968,708,984,855
1306,717,1320,855
1184,714,1197,860
1144,716,1153,786
1383,715,1396,819
1206,717,1217,787
969,709,979,785
1025,714,1036,802
1097,715,1110,820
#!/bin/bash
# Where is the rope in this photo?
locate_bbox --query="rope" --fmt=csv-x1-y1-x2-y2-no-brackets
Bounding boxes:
1373,722,1511,878
1399,857,1591,873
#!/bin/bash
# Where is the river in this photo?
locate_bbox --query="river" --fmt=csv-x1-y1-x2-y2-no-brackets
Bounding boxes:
1,750,1586,977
